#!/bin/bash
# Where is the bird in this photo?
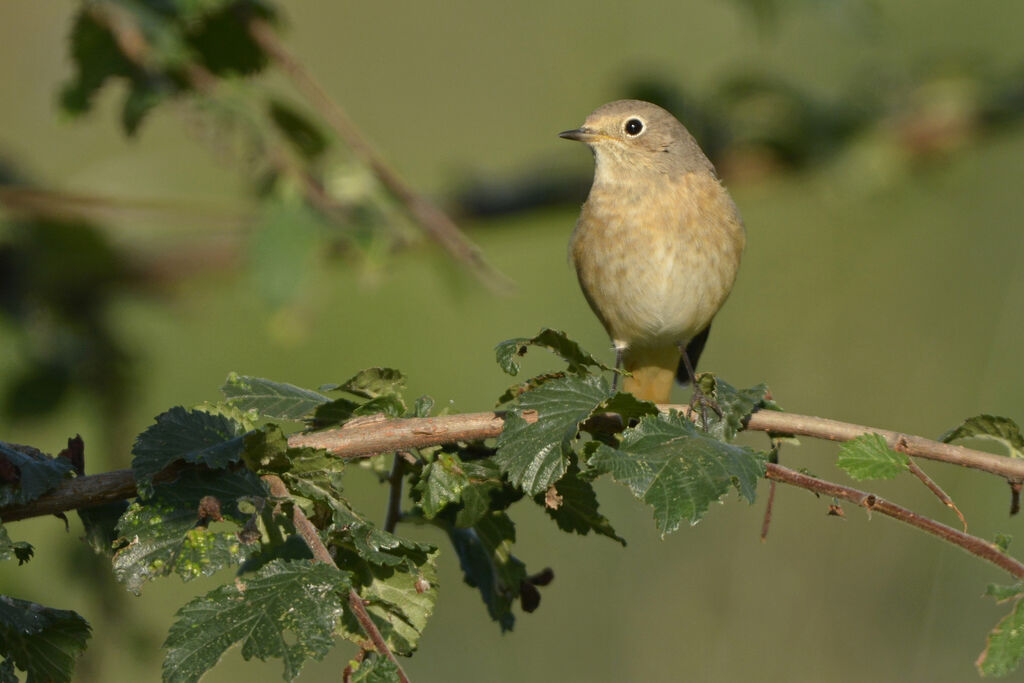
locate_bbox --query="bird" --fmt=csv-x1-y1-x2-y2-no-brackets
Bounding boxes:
559,99,745,405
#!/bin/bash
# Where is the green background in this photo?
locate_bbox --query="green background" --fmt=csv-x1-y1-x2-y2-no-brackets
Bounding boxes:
2,1,1024,681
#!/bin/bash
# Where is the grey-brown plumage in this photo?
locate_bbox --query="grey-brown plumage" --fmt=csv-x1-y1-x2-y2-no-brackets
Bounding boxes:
560,100,745,403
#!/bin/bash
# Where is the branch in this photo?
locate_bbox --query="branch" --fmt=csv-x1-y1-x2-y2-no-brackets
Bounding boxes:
4,407,1020,523
765,463,1024,578
245,17,513,293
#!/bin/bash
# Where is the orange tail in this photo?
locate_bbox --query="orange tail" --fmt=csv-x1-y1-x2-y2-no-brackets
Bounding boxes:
621,345,680,404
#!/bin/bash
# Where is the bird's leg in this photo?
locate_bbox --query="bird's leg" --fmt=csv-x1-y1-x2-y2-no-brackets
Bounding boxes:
611,346,623,393
679,344,722,430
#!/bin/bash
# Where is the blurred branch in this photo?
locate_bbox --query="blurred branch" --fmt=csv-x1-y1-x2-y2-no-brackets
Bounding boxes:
244,17,512,292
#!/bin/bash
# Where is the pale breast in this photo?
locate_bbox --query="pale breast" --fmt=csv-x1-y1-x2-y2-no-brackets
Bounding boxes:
570,171,744,349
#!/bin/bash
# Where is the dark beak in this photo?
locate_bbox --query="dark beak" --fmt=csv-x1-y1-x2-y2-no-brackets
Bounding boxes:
558,127,598,142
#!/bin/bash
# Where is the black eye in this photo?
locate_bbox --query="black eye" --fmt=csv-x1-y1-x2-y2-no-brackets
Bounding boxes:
624,118,644,136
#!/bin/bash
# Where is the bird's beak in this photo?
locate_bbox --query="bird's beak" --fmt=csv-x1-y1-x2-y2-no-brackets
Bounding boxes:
558,127,600,142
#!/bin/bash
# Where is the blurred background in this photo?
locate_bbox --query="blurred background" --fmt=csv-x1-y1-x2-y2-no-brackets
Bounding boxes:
2,1,1024,681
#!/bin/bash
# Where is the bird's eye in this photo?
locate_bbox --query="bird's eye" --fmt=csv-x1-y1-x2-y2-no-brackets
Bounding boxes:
624,118,644,136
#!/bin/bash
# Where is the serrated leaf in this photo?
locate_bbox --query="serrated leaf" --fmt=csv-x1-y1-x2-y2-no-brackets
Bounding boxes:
495,374,612,495
416,452,471,519
446,511,525,631
163,560,348,683
597,391,660,425
329,504,435,568
0,443,75,507
132,407,247,496
836,433,909,480
536,464,625,546
349,652,400,682
113,468,266,594
338,549,439,656
221,373,330,420
941,415,1024,459
413,395,434,417
978,593,1024,677
701,378,771,442
329,368,406,400
454,459,507,528
589,411,767,535
495,328,614,377
0,595,91,683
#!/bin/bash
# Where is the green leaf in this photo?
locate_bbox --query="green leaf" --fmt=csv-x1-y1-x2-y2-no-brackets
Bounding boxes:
597,391,660,425
995,533,1013,553
416,452,471,519
453,459,507,528
978,592,1024,677
132,407,247,496
941,415,1024,459
446,511,526,631
836,433,909,480
495,328,614,376
221,373,330,420
163,560,348,683
700,378,771,442
337,549,439,656
0,595,91,683
536,463,625,546
589,411,767,535
348,652,400,682
0,443,75,507
113,468,266,594
329,504,435,568
986,583,1024,603
327,368,406,400
495,374,611,495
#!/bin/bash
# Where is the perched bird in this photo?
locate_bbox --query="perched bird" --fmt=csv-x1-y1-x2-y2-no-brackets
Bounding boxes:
560,100,745,404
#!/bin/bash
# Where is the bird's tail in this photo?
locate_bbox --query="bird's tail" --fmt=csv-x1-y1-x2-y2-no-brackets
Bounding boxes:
622,345,680,404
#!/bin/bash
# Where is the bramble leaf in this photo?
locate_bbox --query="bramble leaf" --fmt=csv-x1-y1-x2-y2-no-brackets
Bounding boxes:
0,595,90,683
0,442,75,507
978,586,1024,677
589,411,766,535
163,559,348,683
836,433,909,480
112,468,266,594
536,463,625,546
221,373,330,420
495,374,611,495
941,415,1024,459
495,328,613,377
131,407,247,496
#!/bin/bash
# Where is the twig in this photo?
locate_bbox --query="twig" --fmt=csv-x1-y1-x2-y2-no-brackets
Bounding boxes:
384,454,406,533
907,458,967,532
348,588,411,683
760,480,776,542
765,463,1024,579
262,475,411,681
6,407,1022,523
245,16,513,293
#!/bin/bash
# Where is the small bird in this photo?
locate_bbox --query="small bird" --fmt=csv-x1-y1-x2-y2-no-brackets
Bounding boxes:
560,100,745,404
